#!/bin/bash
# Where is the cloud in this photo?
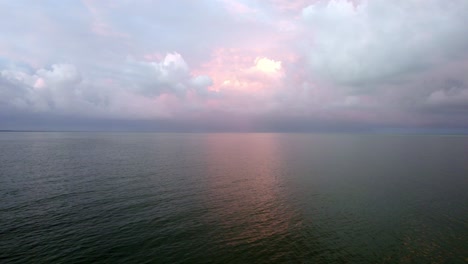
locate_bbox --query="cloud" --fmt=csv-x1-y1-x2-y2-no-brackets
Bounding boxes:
253,57,282,74
301,0,468,87
126,53,216,100
124,53,195,96
1,64,103,114
36,64,82,86
1,0,468,131
426,82,468,112
428,89,468,106
0,53,215,119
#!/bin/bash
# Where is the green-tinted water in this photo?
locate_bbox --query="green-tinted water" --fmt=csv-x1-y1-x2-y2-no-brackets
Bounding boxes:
1,133,467,263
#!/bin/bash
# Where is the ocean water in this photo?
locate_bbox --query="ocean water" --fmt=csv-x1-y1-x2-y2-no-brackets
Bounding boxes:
0,132,467,263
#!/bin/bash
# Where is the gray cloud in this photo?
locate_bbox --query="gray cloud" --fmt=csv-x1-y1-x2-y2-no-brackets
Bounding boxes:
0,0,467,131
301,0,468,87
0,53,216,121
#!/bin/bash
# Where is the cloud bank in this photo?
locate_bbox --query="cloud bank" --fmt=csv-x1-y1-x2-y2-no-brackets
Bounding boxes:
1,0,467,131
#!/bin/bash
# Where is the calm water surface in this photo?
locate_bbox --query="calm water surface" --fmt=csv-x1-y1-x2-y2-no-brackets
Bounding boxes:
0,133,467,263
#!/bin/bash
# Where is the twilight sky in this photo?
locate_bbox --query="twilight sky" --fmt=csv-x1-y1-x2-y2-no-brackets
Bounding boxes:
1,0,468,132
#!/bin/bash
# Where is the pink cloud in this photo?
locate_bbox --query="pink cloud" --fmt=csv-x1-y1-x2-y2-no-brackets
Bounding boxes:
33,78,46,89
220,0,257,15
270,0,316,13
82,0,129,38
194,48,286,93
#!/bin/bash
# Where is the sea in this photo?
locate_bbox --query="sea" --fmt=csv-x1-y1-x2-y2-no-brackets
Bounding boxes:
0,132,467,263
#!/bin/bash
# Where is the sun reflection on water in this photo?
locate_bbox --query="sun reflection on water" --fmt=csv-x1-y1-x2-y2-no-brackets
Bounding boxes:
200,134,300,248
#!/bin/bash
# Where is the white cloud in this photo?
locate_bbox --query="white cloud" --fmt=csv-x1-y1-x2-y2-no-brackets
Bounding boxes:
254,57,282,74
191,75,212,87
0,53,216,119
36,64,82,86
1,64,101,114
301,0,468,86
123,53,213,96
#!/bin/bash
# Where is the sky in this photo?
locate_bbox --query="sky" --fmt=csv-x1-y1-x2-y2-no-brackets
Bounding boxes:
1,0,468,132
